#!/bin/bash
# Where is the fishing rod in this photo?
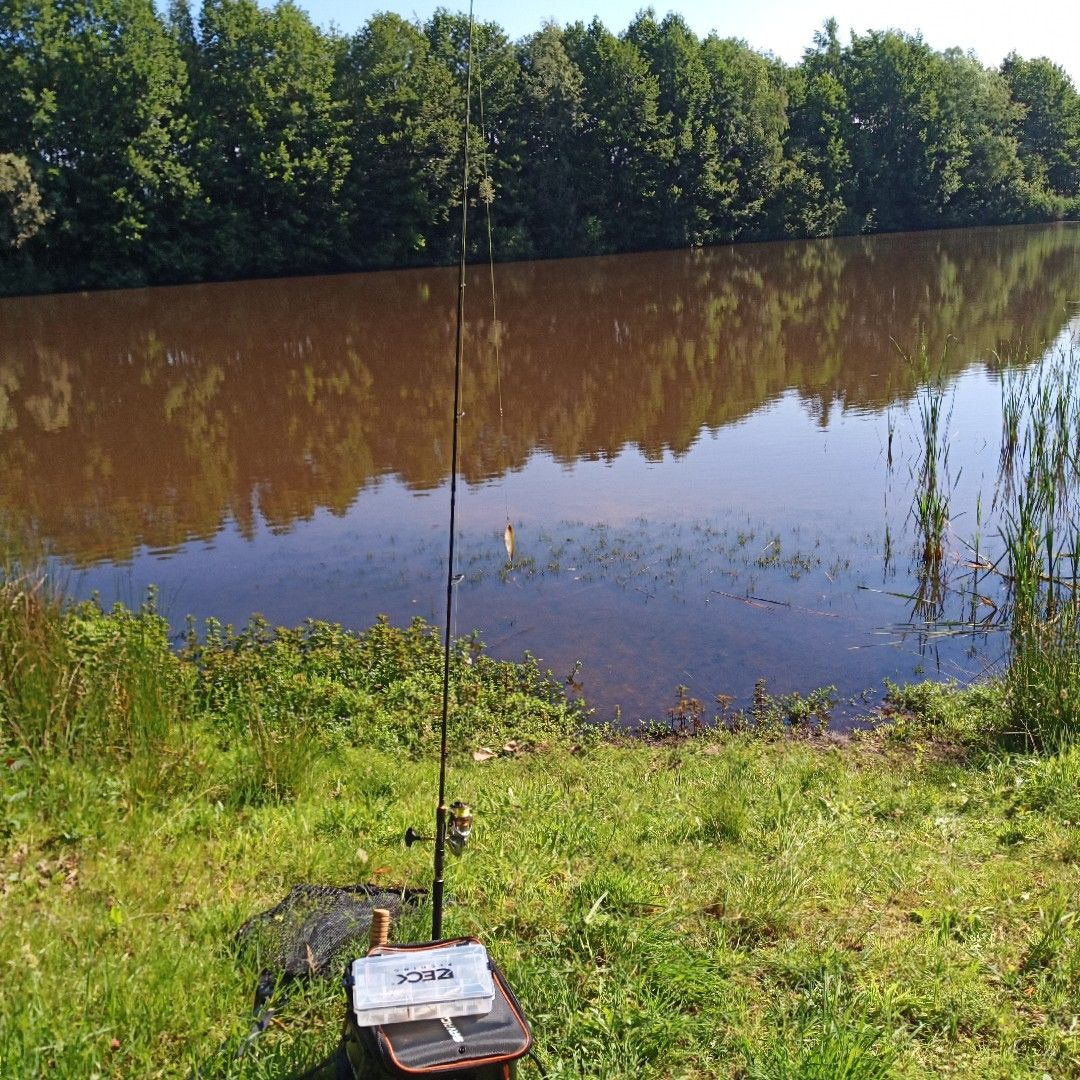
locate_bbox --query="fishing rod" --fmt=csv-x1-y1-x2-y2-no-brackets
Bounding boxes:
342,7,535,1075
197,10,532,1077
431,0,477,944
400,0,517,945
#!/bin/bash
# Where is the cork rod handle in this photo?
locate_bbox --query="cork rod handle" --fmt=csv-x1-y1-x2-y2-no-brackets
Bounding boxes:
369,907,390,950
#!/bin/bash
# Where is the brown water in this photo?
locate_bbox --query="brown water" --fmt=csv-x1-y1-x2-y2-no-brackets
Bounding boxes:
2,224,1079,723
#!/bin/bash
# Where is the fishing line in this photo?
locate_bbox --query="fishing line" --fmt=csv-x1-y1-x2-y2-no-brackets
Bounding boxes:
476,52,515,565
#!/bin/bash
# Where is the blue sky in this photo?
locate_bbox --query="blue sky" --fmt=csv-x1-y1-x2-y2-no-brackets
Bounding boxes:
295,0,1080,85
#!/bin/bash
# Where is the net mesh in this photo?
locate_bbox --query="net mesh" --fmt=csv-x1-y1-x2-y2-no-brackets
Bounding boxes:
237,883,423,979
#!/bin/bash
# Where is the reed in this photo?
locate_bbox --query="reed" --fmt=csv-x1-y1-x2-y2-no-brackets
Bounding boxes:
0,565,197,803
904,345,956,622
998,360,1023,492
996,344,1080,749
900,336,1079,747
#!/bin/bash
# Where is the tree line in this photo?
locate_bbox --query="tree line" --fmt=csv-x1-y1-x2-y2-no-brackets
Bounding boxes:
1,1,1079,295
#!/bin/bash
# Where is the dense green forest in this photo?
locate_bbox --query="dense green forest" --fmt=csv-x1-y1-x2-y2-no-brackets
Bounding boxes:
1,0,1079,295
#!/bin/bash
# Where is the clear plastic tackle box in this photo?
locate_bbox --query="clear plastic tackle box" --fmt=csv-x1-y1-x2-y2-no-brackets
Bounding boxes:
349,942,496,1027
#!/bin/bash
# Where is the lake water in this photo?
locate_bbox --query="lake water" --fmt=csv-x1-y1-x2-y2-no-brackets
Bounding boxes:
2,223,1079,724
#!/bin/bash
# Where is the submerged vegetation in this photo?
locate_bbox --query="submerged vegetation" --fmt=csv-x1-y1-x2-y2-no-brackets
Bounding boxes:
2,0,1080,294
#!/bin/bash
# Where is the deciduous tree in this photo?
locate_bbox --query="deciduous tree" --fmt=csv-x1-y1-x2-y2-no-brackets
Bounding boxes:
0,0,198,288
1001,53,1080,202
336,13,461,267
508,23,588,256
190,0,350,276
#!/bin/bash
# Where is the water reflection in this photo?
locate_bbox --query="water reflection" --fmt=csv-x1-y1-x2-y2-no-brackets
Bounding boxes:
1,224,1077,563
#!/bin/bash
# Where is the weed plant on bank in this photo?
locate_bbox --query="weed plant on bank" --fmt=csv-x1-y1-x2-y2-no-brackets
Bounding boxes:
3,570,1080,1078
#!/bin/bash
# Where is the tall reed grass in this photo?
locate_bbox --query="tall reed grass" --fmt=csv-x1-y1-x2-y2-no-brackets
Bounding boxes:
0,567,194,789
996,345,1080,749
906,345,956,622
902,334,1079,748
913,371,953,569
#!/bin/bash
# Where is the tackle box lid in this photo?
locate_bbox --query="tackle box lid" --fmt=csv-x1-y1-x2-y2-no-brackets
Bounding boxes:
350,941,495,1027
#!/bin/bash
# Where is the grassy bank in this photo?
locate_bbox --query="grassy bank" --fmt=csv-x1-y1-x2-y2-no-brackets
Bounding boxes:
3,578,1080,1078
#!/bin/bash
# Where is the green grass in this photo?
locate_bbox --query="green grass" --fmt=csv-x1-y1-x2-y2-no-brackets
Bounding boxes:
4,585,1080,1078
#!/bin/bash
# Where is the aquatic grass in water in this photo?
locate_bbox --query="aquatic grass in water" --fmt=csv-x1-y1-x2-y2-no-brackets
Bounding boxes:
913,380,952,566
895,331,1080,748
995,344,1080,748
906,346,956,622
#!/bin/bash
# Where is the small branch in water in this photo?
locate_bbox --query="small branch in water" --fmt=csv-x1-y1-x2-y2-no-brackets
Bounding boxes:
711,588,784,610
710,589,841,618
